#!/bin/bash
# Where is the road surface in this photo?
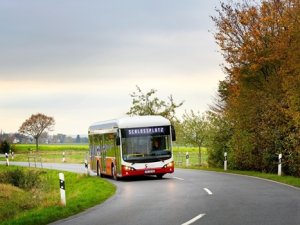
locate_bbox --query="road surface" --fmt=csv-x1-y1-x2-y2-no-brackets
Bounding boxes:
2,162,300,225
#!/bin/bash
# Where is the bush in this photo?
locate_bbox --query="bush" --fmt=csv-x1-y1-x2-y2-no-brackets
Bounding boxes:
0,168,42,190
0,140,10,154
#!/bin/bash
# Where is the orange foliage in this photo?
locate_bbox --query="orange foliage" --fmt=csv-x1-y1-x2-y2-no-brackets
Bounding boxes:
212,0,300,176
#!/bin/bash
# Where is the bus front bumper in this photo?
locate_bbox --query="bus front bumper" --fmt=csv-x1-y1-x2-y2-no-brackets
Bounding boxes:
121,163,174,177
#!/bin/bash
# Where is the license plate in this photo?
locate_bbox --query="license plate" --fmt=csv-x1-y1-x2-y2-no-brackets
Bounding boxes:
145,169,155,174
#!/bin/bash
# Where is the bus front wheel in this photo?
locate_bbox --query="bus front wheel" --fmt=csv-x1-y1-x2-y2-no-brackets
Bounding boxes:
156,174,164,179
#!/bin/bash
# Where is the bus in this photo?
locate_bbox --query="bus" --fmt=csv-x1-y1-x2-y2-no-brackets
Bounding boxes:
88,115,175,179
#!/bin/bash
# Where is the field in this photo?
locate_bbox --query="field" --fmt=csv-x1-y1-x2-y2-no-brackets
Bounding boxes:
5,144,89,164
13,144,89,152
173,145,208,167
2,144,208,166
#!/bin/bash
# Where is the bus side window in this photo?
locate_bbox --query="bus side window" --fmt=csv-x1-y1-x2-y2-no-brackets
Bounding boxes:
116,135,121,146
171,125,176,141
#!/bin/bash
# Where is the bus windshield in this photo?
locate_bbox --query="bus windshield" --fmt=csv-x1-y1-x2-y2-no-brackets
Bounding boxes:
122,135,172,163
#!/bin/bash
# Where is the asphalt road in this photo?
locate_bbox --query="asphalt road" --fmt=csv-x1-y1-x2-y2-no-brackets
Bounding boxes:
2,162,300,225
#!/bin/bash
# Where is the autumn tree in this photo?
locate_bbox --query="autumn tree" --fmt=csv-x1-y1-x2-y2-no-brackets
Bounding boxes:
212,0,300,175
127,85,184,123
19,113,55,150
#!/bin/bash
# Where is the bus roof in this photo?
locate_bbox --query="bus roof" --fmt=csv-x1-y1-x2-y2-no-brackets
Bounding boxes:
88,115,171,132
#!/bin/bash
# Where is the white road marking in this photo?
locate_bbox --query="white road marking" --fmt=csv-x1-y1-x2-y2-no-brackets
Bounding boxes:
181,213,206,225
203,188,213,195
173,176,184,181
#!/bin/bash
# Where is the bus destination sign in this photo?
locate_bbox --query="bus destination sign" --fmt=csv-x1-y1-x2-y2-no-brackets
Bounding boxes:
123,126,170,137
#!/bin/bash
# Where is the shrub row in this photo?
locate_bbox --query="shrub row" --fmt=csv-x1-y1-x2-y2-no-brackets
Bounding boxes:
0,168,42,190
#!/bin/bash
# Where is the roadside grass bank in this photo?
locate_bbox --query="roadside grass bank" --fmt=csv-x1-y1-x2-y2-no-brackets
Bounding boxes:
178,165,300,189
173,146,299,189
0,165,116,225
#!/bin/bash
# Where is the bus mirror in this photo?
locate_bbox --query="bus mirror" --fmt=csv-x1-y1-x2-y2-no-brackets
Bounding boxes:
116,136,121,146
171,125,176,141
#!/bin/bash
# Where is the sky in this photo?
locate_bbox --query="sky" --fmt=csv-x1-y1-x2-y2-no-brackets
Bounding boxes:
0,0,225,135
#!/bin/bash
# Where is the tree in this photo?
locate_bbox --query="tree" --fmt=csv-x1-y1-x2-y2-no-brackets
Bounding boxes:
212,0,300,175
76,135,81,143
206,111,233,168
181,110,209,165
55,133,66,143
127,85,184,123
0,140,10,154
19,113,55,150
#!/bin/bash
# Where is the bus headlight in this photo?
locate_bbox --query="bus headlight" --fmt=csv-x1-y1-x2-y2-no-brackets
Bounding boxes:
163,162,173,168
123,166,136,171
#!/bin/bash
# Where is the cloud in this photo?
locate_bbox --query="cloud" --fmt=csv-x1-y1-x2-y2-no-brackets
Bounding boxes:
0,0,220,79
0,0,224,134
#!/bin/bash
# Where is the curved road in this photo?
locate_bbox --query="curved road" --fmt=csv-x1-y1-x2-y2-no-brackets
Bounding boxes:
3,162,300,225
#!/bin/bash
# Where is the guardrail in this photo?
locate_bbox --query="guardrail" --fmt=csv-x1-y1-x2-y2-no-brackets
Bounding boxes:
28,152,43,168
173,152,207,167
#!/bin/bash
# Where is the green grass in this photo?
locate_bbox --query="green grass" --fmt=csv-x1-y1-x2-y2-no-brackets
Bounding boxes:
173,146,208,166
0,165,116,225
2,144,89,164
13,144,89,153
10,151,87,164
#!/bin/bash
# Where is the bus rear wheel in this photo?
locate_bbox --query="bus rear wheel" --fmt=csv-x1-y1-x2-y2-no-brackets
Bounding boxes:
96,161,100,177
97,161,104,177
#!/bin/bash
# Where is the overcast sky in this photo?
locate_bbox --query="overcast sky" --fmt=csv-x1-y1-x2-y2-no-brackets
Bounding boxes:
0,0,224,135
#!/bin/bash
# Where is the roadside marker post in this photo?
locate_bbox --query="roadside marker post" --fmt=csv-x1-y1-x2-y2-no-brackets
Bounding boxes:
59,173,66,206
224,152,227,171
186,152,189,167
5,153,9,166
62,152,65,163
84,159,89,175
278,153,282,176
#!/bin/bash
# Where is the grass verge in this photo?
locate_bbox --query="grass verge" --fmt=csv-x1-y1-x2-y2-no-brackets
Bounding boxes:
0,165,116,225
178,165,300,189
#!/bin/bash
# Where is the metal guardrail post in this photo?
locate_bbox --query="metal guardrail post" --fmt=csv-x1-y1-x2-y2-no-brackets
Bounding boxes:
27,152,43,168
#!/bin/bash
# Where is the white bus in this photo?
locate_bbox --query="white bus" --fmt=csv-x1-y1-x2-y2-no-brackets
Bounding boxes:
88,115,175,179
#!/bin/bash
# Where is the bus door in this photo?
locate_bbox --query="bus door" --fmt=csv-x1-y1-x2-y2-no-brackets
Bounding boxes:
101,149,106,173
115,145,121,175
